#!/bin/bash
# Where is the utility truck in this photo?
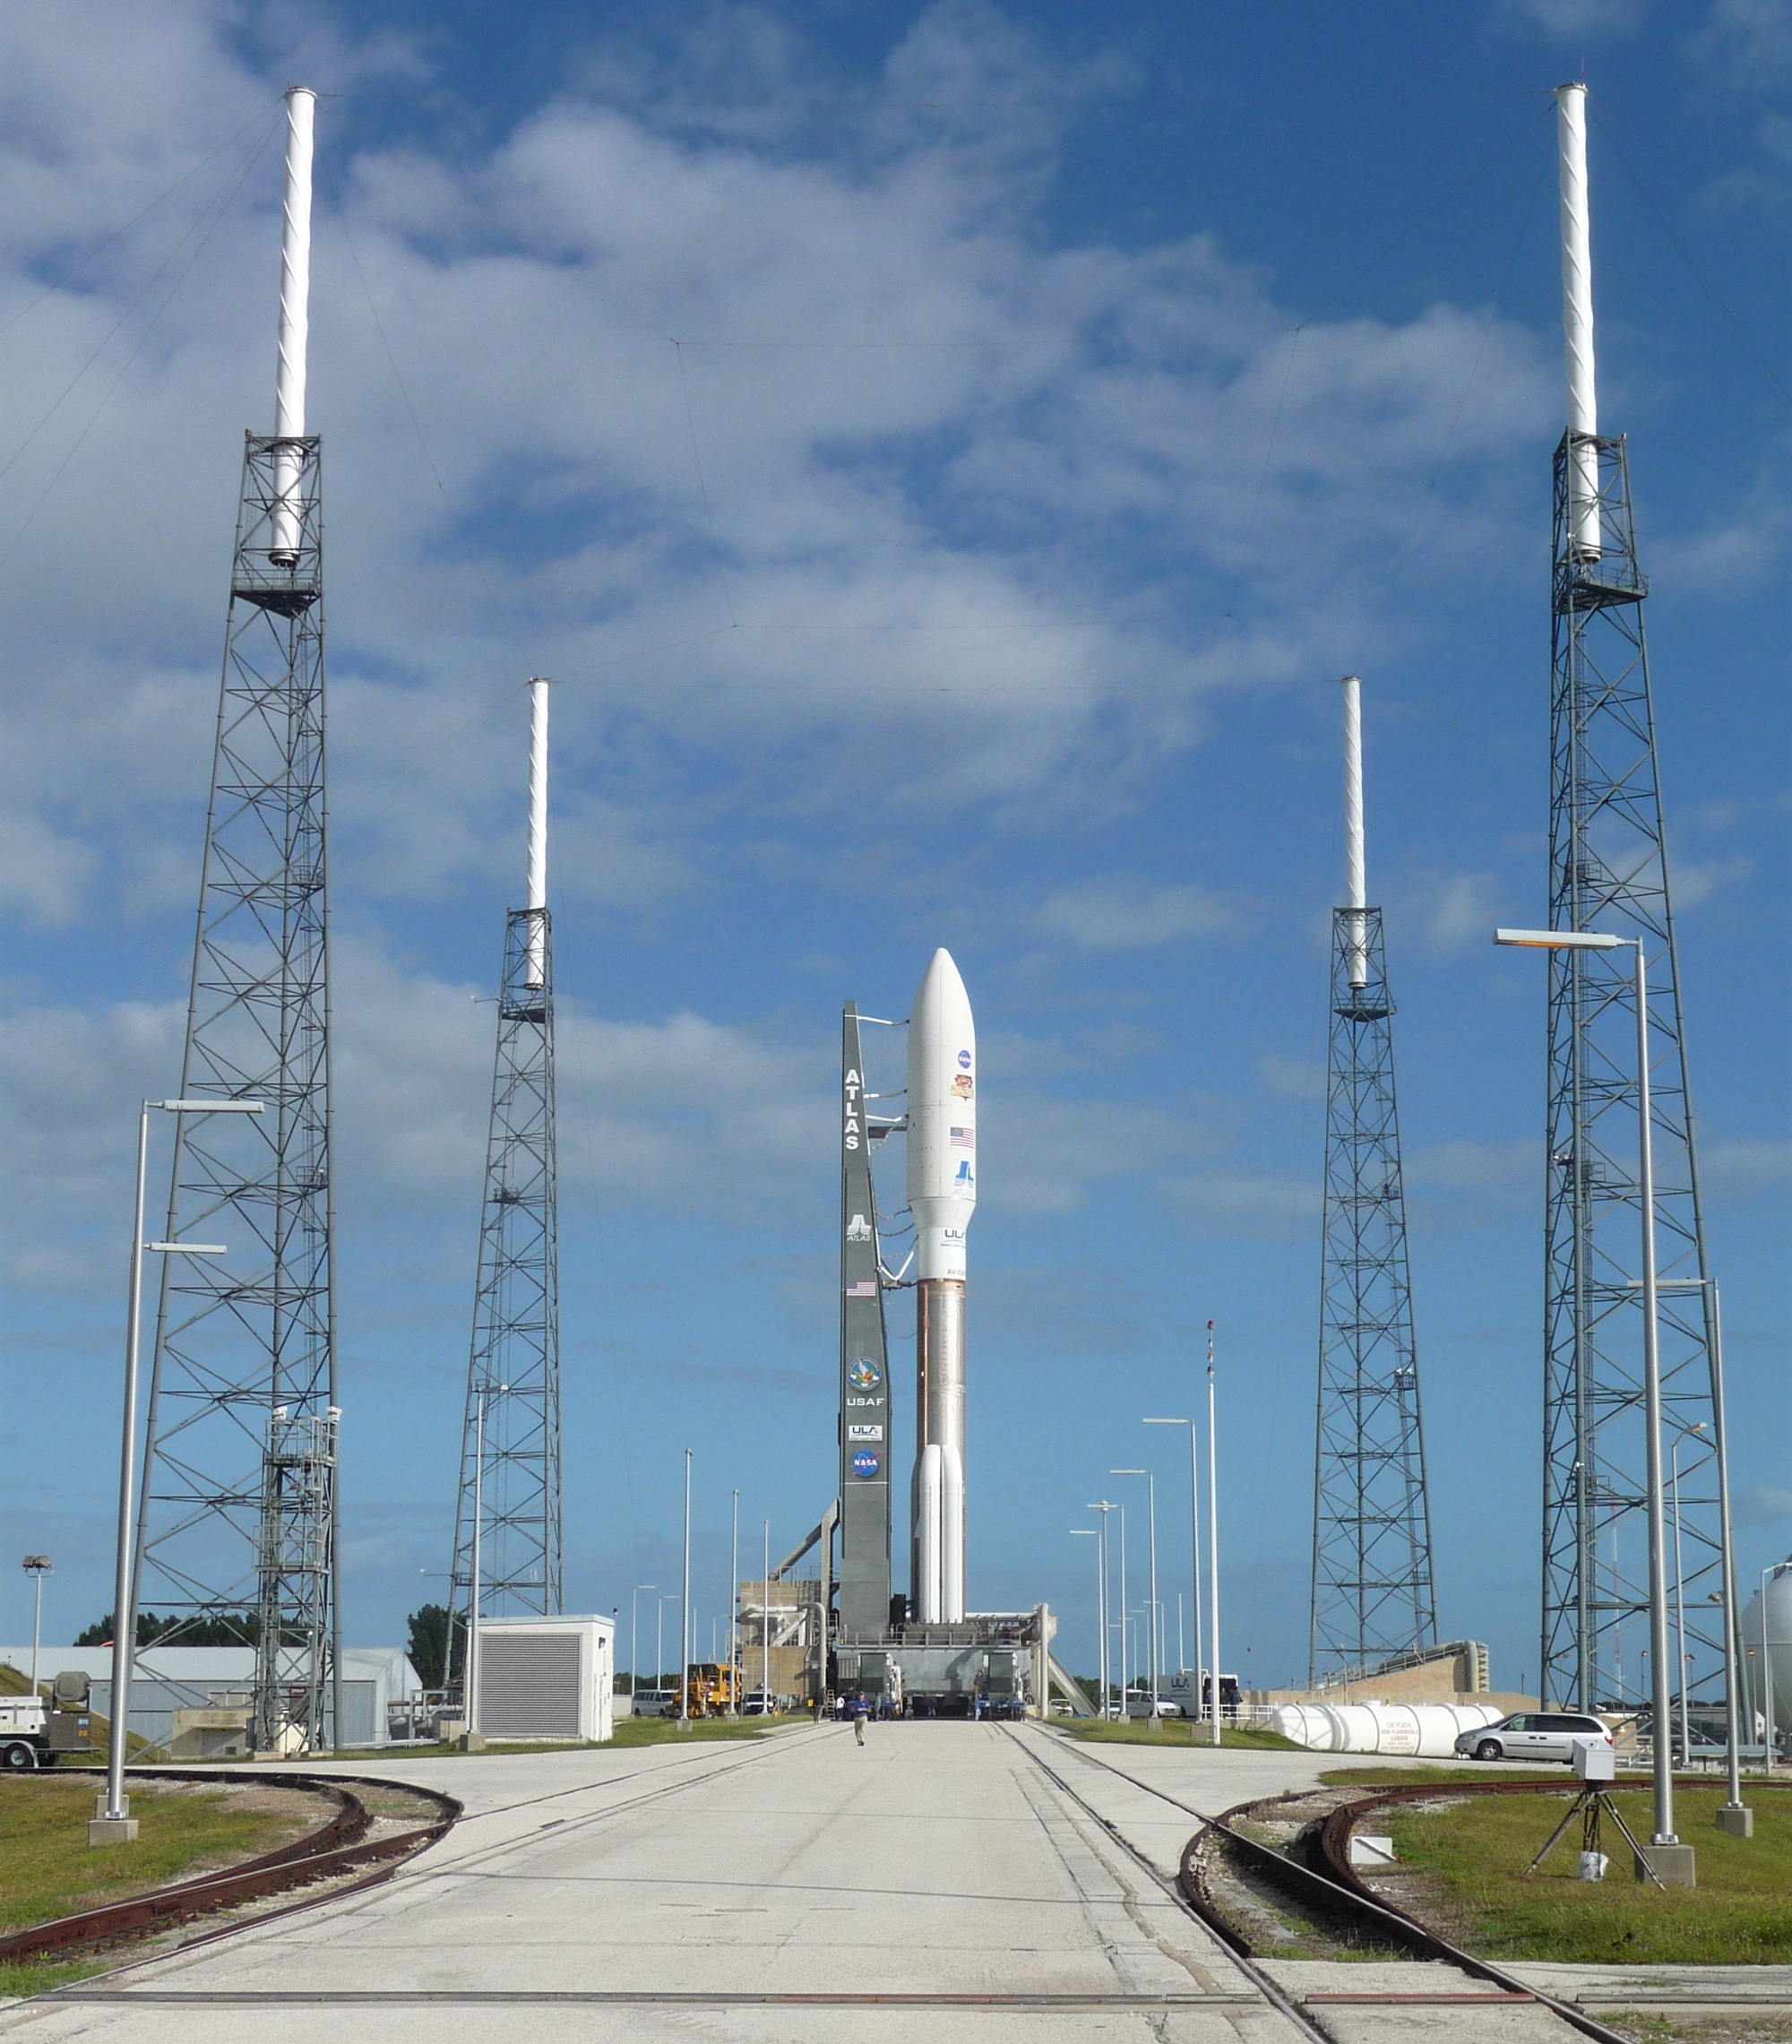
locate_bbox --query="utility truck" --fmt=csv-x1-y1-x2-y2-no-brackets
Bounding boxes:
0,1672,96,1772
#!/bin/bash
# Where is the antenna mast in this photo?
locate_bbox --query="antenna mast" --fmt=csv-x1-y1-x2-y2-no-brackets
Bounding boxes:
1309,675,1435,1686
134,87,340,1755
1540,85,1723,1714
449,679,564,1690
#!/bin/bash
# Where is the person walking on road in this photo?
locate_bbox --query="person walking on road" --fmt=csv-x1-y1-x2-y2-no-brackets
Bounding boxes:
851,1693,869,1746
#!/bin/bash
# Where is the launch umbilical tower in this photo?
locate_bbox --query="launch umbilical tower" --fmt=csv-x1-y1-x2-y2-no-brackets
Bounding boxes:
134,90,339,1754
1309,676,1435,1684
449,678,562,1679
1540,85,1724,1715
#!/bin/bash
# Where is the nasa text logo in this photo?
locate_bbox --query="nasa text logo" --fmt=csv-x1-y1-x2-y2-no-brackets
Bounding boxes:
850,1447,881,1479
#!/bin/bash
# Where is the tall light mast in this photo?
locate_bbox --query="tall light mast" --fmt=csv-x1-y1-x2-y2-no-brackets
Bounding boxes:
1309,675,1435,1685
1540,84,1722,1713
134,88,339,1755
449,678,563,1690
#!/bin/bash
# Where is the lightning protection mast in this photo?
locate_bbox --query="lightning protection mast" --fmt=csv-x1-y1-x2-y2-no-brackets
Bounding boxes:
1541,84,1722,1715
134,89,340,1755
1309,675,1436,1686
449,678,563,1695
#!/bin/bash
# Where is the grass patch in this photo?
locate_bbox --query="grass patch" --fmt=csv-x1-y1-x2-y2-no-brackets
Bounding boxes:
0,1956,110,1999
1381,1783,1792,1964
0,1775,324,1936
1059,1720,1302,1751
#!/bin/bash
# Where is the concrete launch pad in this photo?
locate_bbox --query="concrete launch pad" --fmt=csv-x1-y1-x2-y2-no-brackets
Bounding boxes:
4,1727,1601,2043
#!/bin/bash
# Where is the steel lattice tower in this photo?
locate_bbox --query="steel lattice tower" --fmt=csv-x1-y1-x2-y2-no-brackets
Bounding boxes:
449,681,562,1677
1538,86,1722,1715
1310,678,1435,1684
134,92,340,1755
1542,431,1720,1711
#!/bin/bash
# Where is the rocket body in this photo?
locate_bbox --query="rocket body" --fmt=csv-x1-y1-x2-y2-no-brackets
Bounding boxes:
908,948,976,1624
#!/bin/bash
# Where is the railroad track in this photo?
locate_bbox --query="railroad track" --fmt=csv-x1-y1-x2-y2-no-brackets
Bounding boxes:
1012,1727,1646,2044
20,1729,804,1980
0,1769,461,1967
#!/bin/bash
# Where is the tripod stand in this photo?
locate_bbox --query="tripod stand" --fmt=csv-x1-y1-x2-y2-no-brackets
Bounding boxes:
1524,1786,1667,1891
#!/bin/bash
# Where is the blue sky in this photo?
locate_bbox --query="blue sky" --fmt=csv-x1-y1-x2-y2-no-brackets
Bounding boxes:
0,0,1784,1695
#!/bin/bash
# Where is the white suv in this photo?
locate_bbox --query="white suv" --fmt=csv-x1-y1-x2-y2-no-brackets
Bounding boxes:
1455,1712,1613,1764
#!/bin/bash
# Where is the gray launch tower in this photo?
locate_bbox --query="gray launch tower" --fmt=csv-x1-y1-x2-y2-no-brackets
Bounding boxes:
134,91,340,1755
1309,677,1435,1684
837,1005,895,1636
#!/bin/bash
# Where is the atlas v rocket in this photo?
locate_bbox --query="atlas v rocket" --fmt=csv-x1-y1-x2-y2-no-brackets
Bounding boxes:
909,948,976,1624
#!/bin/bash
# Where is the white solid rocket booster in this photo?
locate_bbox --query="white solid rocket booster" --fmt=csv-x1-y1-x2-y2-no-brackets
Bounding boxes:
1341,675,1367,991
1555,82,1600,563
908,947,976,1625
271,86,316,567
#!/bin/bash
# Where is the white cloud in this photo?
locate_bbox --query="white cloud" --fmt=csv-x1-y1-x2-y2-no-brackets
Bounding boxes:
1166,1168,1319,1232
0,0,1563,937
1255,1054,1324,1100
1700,1138,1792,1189
1034,877,1233,950
1496,0,1653,33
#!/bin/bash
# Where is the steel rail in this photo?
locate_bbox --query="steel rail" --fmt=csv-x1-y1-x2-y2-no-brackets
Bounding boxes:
2,1769,460,1966
1024,1731,1643,2044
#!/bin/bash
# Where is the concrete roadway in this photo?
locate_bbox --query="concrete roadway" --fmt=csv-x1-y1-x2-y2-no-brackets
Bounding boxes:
1,1723,1590,2042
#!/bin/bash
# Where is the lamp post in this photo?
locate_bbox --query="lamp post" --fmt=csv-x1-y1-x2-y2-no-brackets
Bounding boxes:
1762,1565,1787,1777
1205,1323,1221,1746
1068,1530,1098,1716
762,1521,771,1712
631,1584,655,1702
99,1097,262,1844
467,1388,486,1736
679,1449,693,1729
1112,1469,1159,1719
1113,1503,1128,1712
657,1594,676,1695
1146,1418,1201,1704
1086,1504,1116,1715
723,1496,739,1717
1495,929,1681,1864
22,1557,50,1699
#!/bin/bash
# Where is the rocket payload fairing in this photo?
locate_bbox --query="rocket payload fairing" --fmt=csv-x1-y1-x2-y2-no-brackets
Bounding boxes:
908,948,976,1624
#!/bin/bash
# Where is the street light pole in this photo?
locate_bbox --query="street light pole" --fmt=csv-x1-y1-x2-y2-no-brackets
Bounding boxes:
1207,1322,1221,1748
728,1489,739,1718
1114,1504,1128,1713
631,1584,655,1703
762,1522,771,1711
1112,1470,1159,1718
99,1098,260,1843
23,1557,50,1699
1495,929,1683,1865
658,1594,676,1694
468,1390,487,1736
1086,1505,1116,1715
1145,1418,1199,1707
1670,1427,1705,1770
679,1449,693,1729
1069,1530,1098,1715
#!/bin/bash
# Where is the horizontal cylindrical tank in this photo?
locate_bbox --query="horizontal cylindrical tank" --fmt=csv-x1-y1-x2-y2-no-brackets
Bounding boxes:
1271,1701,1505,1757
1740,1559,1792,1728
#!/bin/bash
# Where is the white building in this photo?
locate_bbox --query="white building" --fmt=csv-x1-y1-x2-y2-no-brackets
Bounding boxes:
474,1616,613,1743
0,1645,423,1753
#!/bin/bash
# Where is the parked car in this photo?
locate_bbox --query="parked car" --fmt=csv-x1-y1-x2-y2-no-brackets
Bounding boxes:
631,1687,676,1719
1455,1712,1613,1764
741,1692,780,1716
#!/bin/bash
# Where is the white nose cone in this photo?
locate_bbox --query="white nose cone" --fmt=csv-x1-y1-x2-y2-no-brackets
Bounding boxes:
908,948,976,1281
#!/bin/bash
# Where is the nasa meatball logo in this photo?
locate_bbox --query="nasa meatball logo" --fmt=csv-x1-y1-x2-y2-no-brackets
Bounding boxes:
957,1049,971,1070
850,1448,881,1479
848,1356,881,1392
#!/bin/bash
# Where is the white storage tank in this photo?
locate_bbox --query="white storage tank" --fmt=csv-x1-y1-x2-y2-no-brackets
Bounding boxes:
1271,1701,1504,1757
1740,1558,1792,1733
475,1616,614,1743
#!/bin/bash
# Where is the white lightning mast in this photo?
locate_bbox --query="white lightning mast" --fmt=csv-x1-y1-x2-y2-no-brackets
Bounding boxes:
1341,675,1367,991
526,677,550,987
1555,82,1600,563
270,87,315,566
